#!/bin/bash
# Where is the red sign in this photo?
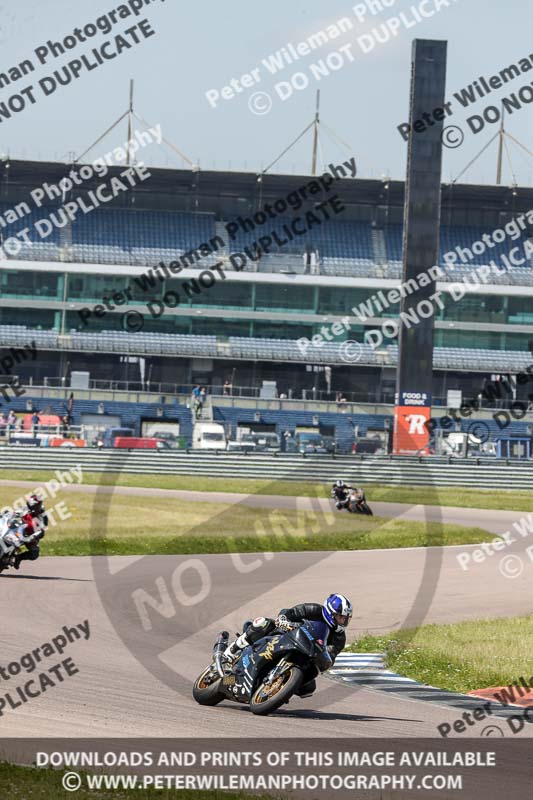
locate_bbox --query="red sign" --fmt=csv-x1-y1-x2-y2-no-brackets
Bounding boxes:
393,405,431,455
23,414,62,429
48,438,86,448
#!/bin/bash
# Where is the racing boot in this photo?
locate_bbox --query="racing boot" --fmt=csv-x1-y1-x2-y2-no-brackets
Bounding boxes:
223,617,276,663
222,632,249,664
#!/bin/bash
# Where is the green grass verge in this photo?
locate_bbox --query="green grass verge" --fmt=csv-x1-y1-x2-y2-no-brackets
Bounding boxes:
350,615,533,694
0,469,530,511
0,762,270,799
0,478,494,556
43,520,489,556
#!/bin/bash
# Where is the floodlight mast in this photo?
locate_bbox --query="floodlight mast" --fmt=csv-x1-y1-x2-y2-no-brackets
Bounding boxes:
452,102,532,187
311,90,320,176
261,90,352,177
126,79,134,167
73,80,196,169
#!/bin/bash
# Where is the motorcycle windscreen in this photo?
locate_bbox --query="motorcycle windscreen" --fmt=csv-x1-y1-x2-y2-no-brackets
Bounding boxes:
302,619,331,645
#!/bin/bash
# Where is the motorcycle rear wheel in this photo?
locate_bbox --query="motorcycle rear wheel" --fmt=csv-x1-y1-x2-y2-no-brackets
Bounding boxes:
361,502,373,515
192,667,225,706
250,665,303,716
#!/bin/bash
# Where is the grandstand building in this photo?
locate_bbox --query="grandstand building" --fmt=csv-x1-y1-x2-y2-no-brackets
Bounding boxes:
1,158,533,427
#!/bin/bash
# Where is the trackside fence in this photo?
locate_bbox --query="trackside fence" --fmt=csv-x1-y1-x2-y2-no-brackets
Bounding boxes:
0,450,531,490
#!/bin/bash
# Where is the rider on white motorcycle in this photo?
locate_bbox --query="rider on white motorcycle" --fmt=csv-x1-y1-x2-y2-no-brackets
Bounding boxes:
331,480,359,509
0,512,38,564
0,495,48,570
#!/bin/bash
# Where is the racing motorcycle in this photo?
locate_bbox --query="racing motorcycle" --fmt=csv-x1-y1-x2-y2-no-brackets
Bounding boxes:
0,516,22,574
333,488,373,515
346,488,373,515
193,619,333,716
0,514,42,574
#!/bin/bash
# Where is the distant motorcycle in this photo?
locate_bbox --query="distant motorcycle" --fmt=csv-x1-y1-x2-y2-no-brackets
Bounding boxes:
346,488,373,515
332,488,373,516
193,619,333,716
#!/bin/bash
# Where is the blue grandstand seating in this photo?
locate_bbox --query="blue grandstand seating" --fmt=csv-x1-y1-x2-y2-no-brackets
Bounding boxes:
0,203,62,262
384,223,533,270
0,326,531,373
3,200,532,286
69,208,216,267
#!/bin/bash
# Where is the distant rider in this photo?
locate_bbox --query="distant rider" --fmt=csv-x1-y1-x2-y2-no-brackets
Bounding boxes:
331,479,358,509
13,494,48,569
223,593,353,697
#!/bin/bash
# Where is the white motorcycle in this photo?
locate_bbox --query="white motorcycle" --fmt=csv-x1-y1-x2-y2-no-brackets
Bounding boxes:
0,513,42,574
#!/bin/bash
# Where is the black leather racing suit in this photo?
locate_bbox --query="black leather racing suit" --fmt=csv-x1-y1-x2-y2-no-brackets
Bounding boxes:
15,511,48,566
280,602,346,697
239,602,346,699
279,602,346,663
331,485,354,508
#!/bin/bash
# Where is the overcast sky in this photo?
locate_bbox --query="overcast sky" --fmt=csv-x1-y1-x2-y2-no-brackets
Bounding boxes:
1,0,532,186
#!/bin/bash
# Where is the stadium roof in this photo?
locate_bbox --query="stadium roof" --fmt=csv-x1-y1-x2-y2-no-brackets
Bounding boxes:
1,159,532,217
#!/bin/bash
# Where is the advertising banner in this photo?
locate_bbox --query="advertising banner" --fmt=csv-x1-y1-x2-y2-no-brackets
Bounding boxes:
393,392,432,454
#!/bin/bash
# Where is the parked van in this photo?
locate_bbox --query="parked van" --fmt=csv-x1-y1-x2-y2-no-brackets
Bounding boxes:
192,422,227,450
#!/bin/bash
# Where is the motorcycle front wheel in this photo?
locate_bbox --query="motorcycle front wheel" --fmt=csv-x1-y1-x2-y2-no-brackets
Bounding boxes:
192,666,225,706
250,665,303,715
361,502,373,515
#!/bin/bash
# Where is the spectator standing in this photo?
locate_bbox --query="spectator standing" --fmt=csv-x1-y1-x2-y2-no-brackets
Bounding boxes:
0,412,6,436
31,411,39,436
7,410,17,431
191,385,202,420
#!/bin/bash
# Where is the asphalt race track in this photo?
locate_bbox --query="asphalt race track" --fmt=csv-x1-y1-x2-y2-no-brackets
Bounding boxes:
0,478,525,536
0,482,532,740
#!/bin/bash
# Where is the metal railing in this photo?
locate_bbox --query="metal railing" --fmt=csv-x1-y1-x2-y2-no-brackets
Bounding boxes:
30,377,394,403
0,448,531,488
0,423,84,441
21,377,533,414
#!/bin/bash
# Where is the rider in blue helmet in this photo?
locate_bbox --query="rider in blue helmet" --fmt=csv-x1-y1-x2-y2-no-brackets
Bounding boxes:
321,593,353,632
223,593,353,697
